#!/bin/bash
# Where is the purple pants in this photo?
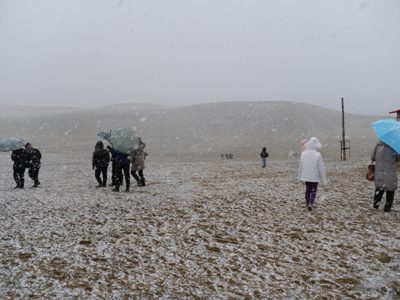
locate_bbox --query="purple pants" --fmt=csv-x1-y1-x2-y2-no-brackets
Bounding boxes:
305,182,318,206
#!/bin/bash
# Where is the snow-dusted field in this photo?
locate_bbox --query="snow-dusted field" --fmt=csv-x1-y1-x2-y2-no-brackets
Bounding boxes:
1,153,399,299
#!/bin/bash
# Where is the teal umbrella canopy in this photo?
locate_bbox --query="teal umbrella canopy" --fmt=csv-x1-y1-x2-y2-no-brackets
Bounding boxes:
0,137,25,152
372,119,400,154
109,128,141,154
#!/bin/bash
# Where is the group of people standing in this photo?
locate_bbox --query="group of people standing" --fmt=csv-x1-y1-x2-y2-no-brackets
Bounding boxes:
92,139,146,192
11,143,41,188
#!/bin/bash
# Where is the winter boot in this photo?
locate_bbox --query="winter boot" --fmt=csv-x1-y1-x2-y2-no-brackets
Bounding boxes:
384,191,394,212
33,179,40,187
125,187,130,192
112,186,120,192
373,189,384,209
138,177,146,186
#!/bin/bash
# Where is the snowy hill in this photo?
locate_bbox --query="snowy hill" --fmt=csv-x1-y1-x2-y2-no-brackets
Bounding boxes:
0,101,382,159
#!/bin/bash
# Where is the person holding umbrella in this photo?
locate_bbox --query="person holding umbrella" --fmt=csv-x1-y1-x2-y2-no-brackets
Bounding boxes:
371,141,400,212
11,147,29,189
111,148,130,192
371,119,400,211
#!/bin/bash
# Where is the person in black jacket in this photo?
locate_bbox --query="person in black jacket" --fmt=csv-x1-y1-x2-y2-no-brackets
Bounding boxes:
107,145,120,186
92,141,110,187
11,148,28,189
25,143,42,187
260,147,269,168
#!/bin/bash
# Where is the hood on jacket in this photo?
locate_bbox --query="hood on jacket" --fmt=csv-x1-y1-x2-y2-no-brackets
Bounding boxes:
305,137,322,151
95,141,104,150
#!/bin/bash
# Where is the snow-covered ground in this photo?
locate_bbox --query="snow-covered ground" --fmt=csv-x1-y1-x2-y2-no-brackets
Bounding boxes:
1,153,399,299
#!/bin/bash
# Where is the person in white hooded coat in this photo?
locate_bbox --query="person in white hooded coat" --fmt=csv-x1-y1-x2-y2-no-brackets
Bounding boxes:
298,137,327,210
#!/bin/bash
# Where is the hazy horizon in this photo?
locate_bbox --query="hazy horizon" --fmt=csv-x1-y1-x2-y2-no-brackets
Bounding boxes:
1,0,399,115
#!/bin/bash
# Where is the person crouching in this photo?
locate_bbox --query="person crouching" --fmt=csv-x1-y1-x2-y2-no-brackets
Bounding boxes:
92,141,110,187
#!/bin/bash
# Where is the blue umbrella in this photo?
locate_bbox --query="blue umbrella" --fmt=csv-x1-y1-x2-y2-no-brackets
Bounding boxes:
372,119,400,154
0,137,25,152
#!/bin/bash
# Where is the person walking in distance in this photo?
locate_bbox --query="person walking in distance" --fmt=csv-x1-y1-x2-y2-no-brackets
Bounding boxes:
371,141,400,212
25,142,42,187
111,148,130,192
92,141,110,187
11,147,28,189
260,147,269,168
131,140,146,186
298,137,327,211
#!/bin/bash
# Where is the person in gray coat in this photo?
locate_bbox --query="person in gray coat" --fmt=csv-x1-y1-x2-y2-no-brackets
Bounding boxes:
371,141,400,212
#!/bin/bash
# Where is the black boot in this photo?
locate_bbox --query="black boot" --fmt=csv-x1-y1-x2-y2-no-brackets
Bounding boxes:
33,179,40,187
112,186,120,192
373,189,384,209
384,191,394,212
139,178,145,186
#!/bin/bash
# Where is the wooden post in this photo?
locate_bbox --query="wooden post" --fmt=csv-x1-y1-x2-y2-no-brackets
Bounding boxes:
340,98,350,161
342,98,346,161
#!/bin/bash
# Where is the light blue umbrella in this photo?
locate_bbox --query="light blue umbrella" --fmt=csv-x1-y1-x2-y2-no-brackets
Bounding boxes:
109,128,141,154
0,137,25,152
372,119,400,154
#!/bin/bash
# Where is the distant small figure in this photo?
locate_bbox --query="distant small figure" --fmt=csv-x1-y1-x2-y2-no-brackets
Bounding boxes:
144,151,148,160
260,147,269,168
11,147,28,189
130,140,146,187
371,141,400,212
298,137,327,211
221,153,224,160
225,153,229,160
92,141,110,187
229,153,233,160
25,143,42,187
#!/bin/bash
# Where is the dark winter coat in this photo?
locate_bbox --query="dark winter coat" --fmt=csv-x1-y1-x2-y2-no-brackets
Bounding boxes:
11,149,28,169
371,141,400,191
93,149,110,169
27,148,42,167
260,148,269,158
111,148,130,166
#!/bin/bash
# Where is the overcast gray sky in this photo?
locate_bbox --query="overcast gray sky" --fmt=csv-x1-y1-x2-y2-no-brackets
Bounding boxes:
0,0,399,114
